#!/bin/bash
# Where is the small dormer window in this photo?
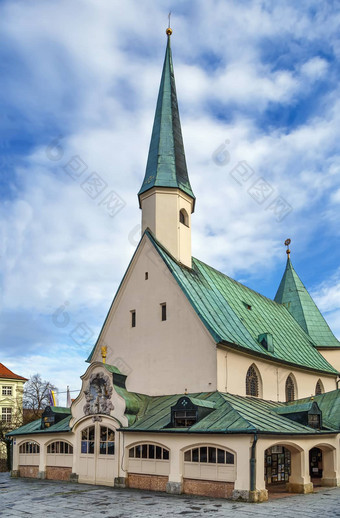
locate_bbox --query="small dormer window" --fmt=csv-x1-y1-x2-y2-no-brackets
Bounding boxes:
41,406,70,430
258,333,274,353
169,396,215,428
308,413,321,429
179,209,189,226
173,409,197,427
273,400,322,430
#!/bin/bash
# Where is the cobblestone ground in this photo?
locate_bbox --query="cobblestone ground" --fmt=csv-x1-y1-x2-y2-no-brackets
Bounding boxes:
1,473,340,518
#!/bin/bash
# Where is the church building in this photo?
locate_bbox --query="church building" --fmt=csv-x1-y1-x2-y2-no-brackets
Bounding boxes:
8,27,340,502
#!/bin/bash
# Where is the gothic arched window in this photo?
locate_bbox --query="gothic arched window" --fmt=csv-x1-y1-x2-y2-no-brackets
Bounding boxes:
179,209,189,226
285,375,295,402
315,379,324,395
246,365,259,397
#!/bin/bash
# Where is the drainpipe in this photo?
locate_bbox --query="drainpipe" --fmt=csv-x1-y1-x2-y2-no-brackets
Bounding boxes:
250,432,258,492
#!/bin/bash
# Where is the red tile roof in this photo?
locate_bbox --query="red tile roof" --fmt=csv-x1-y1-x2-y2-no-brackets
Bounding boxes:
0,363,28,381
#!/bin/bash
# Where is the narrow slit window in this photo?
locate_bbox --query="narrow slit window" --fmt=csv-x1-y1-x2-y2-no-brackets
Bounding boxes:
131,310,136,328
145,272,148,280
161,303,166,321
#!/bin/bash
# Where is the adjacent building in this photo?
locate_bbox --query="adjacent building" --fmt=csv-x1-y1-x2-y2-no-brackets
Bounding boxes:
8,28,340,502
0,363,27,471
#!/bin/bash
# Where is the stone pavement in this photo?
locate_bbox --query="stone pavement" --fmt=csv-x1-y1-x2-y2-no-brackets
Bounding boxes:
1,473,340,518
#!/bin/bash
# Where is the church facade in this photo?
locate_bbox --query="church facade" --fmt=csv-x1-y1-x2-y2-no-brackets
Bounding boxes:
8,29,340,502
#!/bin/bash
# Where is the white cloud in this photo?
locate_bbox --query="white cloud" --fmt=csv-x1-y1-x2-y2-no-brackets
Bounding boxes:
300,57,329,79
1,0,340,390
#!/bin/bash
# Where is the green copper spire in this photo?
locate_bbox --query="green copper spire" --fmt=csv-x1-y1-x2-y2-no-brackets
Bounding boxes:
275,256,340,348
138,30,195,205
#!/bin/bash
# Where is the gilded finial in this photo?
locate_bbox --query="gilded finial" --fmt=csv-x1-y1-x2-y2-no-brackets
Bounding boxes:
284,238,291,259
101,345,107,364
166,11,172,35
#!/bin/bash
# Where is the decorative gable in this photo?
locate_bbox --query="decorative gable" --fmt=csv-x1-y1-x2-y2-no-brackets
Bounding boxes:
168,396,215,428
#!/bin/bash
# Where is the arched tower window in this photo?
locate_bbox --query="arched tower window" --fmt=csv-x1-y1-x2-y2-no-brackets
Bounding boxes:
179,209,189,226
315,379,324,395
246,365,259,397
285,375,296,402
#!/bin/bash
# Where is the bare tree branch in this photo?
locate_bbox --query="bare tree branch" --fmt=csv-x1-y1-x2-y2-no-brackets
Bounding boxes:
23,374,57,419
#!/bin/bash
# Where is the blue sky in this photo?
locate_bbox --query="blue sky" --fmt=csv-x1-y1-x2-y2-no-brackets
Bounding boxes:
1,0,340,404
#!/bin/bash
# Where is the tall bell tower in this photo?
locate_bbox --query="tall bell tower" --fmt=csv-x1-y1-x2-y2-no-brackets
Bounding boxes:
138,27,195,268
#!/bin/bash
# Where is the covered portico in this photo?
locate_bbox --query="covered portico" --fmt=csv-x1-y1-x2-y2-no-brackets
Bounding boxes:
257,435,340,497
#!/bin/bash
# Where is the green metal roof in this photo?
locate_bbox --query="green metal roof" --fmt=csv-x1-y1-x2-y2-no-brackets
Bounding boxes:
286,390,340,430
48,406,71,414
7,416,71,437
122,391,336,435
273,402,316,415
146,232,337,375
138,34,195,204
275,258,340,348
188,397,216,409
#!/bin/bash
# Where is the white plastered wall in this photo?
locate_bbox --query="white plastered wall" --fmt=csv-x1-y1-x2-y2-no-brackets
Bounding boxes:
91,236,217,396
217,347,337,401
13,433,73,473
318,349,340,374
123,432,252,491
140,188,193,268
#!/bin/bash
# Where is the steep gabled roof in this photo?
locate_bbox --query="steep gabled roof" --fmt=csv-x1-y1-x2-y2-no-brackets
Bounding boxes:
0,363,28,381
138,33,195,205
275,258,340,348
87,230,338,374
146,232,337,375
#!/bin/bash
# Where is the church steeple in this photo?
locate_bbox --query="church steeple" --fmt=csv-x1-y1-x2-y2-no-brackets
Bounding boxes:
138,29,195,204
138,28,195,268
275,250,340,348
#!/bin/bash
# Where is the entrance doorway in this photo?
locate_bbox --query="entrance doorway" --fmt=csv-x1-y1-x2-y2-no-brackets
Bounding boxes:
78,421,116,485
265,446,291,486
309,447,322,479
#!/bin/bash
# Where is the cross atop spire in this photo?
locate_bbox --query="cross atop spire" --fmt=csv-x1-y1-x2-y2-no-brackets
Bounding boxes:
138,28,195,207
